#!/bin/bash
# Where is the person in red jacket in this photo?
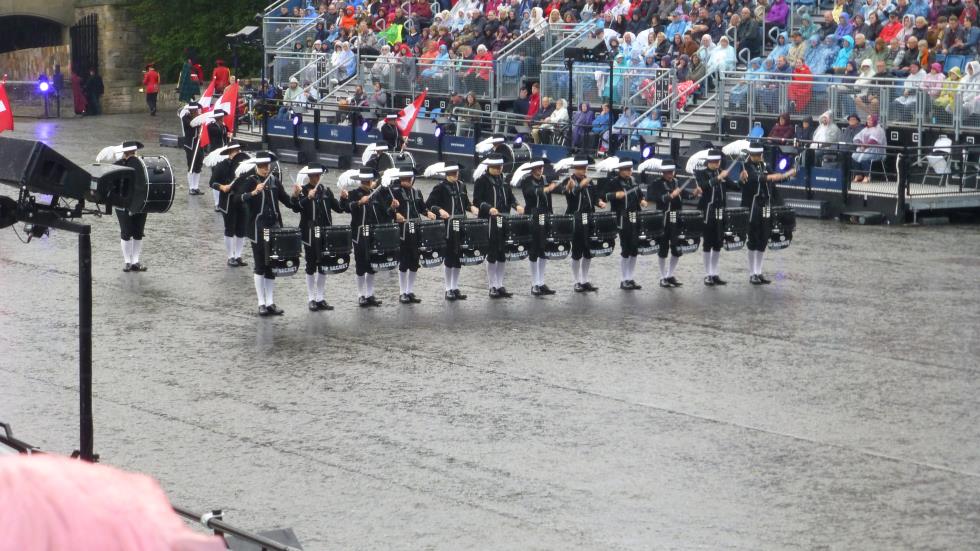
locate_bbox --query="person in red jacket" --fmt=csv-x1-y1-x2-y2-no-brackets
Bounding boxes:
212,60,230,94
527,82,541,120
142,63,160,116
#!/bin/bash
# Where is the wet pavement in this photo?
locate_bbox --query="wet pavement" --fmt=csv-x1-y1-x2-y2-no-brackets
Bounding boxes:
2,114,980,549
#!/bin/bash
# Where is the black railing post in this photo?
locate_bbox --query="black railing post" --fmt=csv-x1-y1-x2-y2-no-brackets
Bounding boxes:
897,149,908,220
313,107,321,150
841,151,851,205
78,226,94,462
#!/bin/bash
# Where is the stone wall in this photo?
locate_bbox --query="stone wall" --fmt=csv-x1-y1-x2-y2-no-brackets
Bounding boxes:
0,45,71,81
75,0,147,114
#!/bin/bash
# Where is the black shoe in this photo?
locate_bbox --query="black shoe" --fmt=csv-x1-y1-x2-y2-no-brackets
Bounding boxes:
660,278,672,288
539,284,556,295
214,207,221,212
712,275,727,285
408,293,422,303
583,282,599,292
759,274,772,284
445,290,457,301
358,296,370,307
130,262,147,272
620,281,633,290
489,287,501,298
367,296,382,307
574,283,586,293
258,305,270,316
750,274,764,285
267,303,284,315
309,300,320,311
123,263,132,272
453,289,467,300
317,300,334,311
531,285,543,296
235,257,248,267
704,276,716,286
629,280,642,290
667,277,682,287
399,293,412,304
497,287,513,298
228,258,238,267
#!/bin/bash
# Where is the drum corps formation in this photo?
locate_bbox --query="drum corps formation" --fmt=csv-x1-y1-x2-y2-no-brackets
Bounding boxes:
97,104,797,316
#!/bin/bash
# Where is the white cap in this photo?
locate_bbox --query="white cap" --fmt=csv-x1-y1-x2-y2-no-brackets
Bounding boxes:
300,165,324,175
396,169,415,178
747,145,764,154
490,136,505,144
527,160,544,169
483,157,505,166
705,154,722,161
659,163,676,171
442,164,460,172
616,160,634,169
357,169,376,180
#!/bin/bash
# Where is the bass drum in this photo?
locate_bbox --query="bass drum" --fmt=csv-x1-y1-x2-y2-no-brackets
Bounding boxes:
377,151,416,174
669,210,703,254
128,155,175,214
314,225,353,274
263,227,302,277
768,206,795,250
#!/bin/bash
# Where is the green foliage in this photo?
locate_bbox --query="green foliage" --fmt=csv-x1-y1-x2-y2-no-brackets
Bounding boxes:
127,0,268,81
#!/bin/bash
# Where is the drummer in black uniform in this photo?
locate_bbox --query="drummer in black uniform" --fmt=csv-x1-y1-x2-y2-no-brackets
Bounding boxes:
207,108,231,210
381,113,404,151
646,162,685,288
293,164,348,311
740,143,794,285
391,169,437,304
604,160,648,291
179,102,205,196
112,141,149,273
209,142,250,267
694,150,736,286
425,164,480,301
363,142,389,174
344,169,397,307
563,157,605,292
235,151,298,316
519,160,560,296
473,155,524,298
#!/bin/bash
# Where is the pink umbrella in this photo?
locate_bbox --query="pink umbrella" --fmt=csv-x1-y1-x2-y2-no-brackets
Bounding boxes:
0,454,225,551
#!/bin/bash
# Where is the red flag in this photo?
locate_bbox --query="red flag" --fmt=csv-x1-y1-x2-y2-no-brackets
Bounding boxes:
198,122,210,149
0,77,13,133
396,89,426,138
199,78,216,111
214,81,238,132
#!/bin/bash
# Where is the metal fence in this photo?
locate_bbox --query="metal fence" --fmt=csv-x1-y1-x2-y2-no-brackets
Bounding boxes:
540,63,669,112
1,81,70,118
263,17,318,51
272,53,321,87
352,54,497,103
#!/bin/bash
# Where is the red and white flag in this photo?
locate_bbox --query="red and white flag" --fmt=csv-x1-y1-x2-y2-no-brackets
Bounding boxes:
199,78,217,111
214,81,238,132
0,76,13,134
396,89,427,138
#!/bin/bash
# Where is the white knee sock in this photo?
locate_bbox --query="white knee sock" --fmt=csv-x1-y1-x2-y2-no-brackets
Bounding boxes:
581,258,591,283
703,251,712,277
443,265,453,291
235,237,245,258
224,236,234,259
306,274,316,301
571,259,581,284
398,271,408,294
366,273,375,296
212,188,220,207
356,275,366,297
658,257,668,278
748,251,756,275
668,256,679,278
407,270,417,294
131,240,143,264
254,274,266,306
756,251,765,275
620,256,629,282
316,272,327,301
121,239,132,264
264,278,276,305
497,262,506,288
538,259,547,286
529,260,538,286
451,267,460,290
486,262,495,289
628,256,637,281
711,251,721,276
187,172,195,190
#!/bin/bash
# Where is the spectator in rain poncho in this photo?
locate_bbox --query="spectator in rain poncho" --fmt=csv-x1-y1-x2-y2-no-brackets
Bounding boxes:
787,59,814,113
922,63,945,100
934,66,962,113
372,45,396,80
831,35,854,72
804,35,830,74
592,103,613,150
665,10,691,41
620,32,637,59
962,61,980,116
421,44,451,78
707,36,736,74
767,32,790,64
765,0,789,27
834,13,854,40
634,111,662,146
697,35,716,64
607,107,635,151
572,102,596,149
810,110,842,148
798,14,821,40
729,57,764,108
851,113,886,182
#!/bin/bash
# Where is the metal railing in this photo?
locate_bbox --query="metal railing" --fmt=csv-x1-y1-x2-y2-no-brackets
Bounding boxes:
540,20,598,65
492,21,549,101
625,69,672,112
174,507,300,551
540,63,669,111
669,70,721,128
269,17,325,53
348,54,497,103
271,52,321,86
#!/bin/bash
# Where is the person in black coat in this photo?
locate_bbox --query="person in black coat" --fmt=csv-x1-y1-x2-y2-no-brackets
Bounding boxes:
425,164,480,301
739,144,794,285
472,155,524,298
343,169,397,306
179,102,205,195
109,141,149,272
83,68,104,116
518,160,560,296
390,170,437,304
381,113,404,151
562,157,606,292
234,151,300,316
603,160,648,290
292,164,348,311
209,142,250,267
206,109,231,209
646,162,686,287
694,150,737,286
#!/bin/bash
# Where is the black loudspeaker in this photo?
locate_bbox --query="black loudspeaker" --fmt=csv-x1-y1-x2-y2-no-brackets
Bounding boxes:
275,149,305,164
565,37,607,62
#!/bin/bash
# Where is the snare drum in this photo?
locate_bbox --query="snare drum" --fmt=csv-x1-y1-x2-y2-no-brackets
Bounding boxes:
262,227,302,277
457,217,489,266
376,151,416,173
416,218,447,268
767,205,795,250
500,214,533,261
128,155,176,214
636,210,665,255
669,210,703,254
721,207,749,251
540,214,573,260
314,225,352,274
585,212,617,257
367,223,401,271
